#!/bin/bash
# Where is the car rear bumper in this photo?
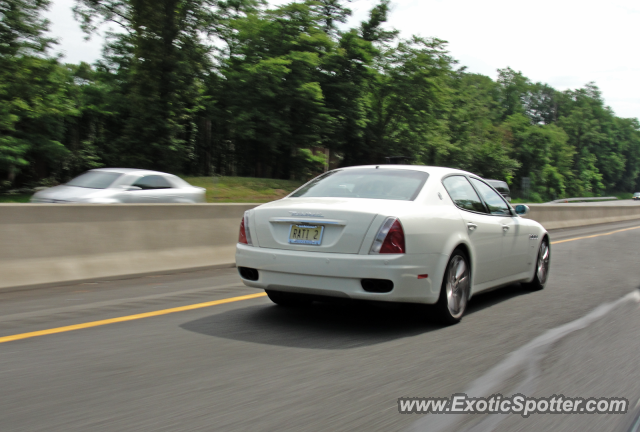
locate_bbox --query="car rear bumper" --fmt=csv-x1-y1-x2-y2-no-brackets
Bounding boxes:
235,244,449,304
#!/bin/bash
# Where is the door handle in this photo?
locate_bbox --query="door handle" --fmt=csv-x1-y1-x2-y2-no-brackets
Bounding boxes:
502,225,510,231
467,223,478,231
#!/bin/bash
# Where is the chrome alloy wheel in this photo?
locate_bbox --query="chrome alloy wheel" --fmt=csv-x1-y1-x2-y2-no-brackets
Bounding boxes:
445,254,470,319
536,241,550,284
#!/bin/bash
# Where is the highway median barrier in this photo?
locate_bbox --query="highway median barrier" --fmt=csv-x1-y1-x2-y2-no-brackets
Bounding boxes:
0,203,257,290
1,202,640,290
525,203,640,230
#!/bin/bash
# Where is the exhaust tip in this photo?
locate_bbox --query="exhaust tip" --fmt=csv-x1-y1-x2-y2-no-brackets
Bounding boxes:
238,267,259,281
361,279,394,293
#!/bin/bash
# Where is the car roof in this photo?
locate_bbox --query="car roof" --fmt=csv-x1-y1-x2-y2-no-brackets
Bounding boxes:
90,168,172,176
338,164,478,179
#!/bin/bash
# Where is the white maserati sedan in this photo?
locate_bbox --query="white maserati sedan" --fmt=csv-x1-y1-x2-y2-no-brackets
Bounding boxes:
236,165,550,324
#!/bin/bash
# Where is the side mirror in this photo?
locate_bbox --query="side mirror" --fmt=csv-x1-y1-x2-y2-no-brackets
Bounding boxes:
514,204,530,216
123,185,142,191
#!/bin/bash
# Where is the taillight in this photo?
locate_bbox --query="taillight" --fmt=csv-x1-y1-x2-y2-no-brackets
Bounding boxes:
238,211,253,245
370,217,405,254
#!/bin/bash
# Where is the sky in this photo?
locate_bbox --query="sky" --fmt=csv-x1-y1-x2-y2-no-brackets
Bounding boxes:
45,0,640,119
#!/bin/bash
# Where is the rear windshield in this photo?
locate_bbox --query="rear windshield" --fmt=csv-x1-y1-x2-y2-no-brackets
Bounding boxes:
290,168,429,201
66,172,122,189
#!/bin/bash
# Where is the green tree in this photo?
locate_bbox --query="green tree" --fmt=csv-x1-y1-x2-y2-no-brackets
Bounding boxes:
324,0,394,167
218,1,335,178
0,0,76,184
363,36,454,165
556,84,616,194
2,0,639,199
73,0,262,171
612,117,640,192
446,72,520,182
504,113,574,199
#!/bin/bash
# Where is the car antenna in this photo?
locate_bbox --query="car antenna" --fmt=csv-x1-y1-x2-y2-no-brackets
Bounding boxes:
376,166,379,169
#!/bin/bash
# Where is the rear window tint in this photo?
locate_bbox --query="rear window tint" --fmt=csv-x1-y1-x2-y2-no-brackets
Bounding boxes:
290,168,429,201
442,176,487,213
470,178,511,215
66,172,122,189
133,175,173,190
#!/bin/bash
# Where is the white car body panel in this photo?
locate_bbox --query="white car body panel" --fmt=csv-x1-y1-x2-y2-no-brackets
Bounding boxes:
237,244,448,303
252,198,382,253
236,165,548,304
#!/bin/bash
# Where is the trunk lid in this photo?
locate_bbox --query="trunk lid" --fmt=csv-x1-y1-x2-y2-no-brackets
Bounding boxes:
252,198,381,254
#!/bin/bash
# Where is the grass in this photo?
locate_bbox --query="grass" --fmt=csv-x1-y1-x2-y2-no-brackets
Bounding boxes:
182,176,306,203
612,192,633,200
0,194,31,203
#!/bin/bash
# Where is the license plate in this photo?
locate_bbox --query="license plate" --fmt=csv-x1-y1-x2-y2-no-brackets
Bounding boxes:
289,224,324,245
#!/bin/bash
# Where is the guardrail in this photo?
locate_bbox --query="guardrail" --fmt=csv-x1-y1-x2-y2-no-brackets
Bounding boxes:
1,202,640,290
548,197,618,203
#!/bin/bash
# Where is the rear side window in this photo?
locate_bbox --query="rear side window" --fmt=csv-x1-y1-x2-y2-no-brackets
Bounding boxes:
132,175,173,190
66,171,122,189
442,176,486,213
290,168,429,201
470,178,511,215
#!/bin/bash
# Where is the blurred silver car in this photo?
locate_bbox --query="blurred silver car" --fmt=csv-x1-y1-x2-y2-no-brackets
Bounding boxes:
30,168,206,203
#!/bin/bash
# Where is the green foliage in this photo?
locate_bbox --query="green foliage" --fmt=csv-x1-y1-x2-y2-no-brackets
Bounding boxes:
292,148,326,179
0,193,31,203
0,0,76,185
183,175,304,202
2,0,640,202
446,72,520,181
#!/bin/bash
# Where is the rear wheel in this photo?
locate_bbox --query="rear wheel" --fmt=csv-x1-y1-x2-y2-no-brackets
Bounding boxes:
523,238,550,291
265,290,313,307
434,250,470,325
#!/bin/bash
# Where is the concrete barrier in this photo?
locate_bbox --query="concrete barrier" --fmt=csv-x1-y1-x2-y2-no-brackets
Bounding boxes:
0,203,256,290
525,203,640,230
1,202,640,290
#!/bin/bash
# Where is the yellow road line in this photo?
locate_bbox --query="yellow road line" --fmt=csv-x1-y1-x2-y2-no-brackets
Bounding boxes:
551,225,640,245
0,292,267,344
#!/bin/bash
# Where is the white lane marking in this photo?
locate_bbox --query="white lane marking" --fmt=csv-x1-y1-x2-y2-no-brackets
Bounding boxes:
408,290,640,432
0,282,245,323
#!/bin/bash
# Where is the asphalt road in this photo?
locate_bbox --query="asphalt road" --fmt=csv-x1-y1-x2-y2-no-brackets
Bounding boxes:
1,220,640,432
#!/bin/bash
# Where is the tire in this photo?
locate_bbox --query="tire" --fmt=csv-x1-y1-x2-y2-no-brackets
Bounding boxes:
265,290,313,307
523,238,550,291
434,249,471,325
